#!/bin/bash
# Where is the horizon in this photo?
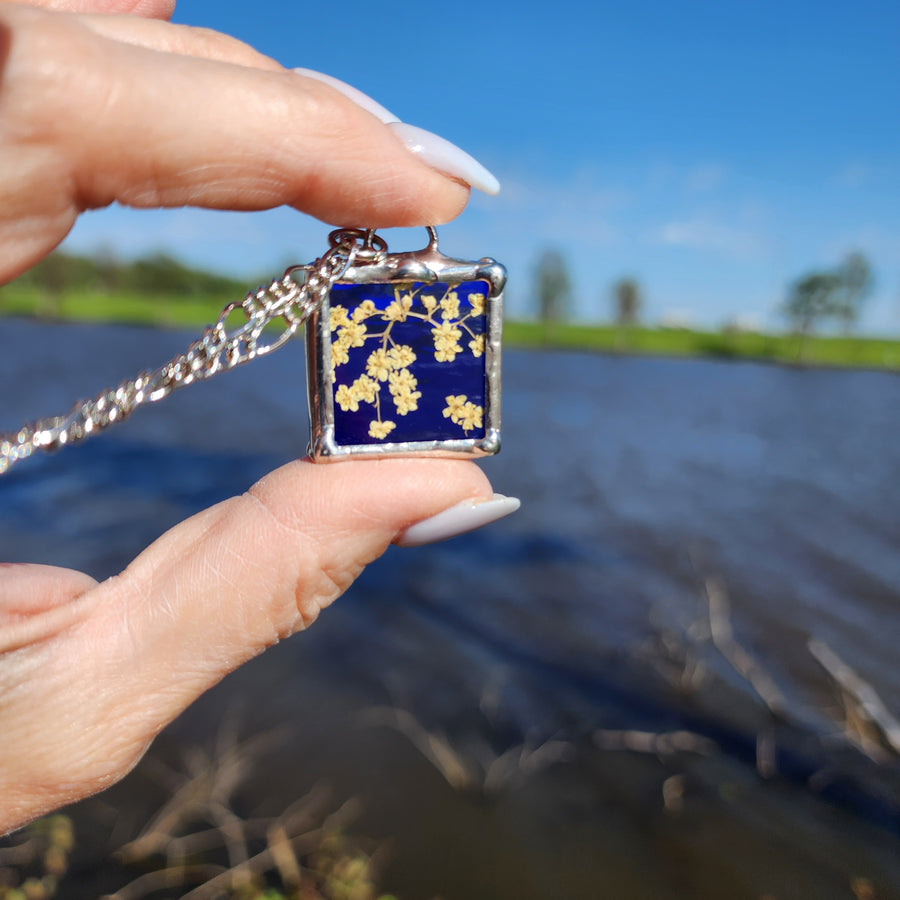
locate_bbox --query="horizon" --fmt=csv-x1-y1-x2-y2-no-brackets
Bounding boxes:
58,0,900,335
15,244,896,339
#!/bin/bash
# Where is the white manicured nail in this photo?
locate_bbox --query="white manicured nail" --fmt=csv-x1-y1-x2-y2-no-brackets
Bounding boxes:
293,68,399,123
389,122,501,196
395,493,520,548
293,68,501,196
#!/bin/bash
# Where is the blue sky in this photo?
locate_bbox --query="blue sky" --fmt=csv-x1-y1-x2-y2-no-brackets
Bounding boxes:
65,0,900,332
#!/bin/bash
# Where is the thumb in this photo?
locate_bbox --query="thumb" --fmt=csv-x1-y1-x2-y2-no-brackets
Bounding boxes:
0,458,516,829
100,458,495,673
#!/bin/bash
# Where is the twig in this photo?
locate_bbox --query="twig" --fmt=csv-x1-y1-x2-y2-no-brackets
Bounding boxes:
593,729,718,757
704,575,787,719
206,800,249,875
365,705,570,795
116,731,279,864
101,864,227,900
363,707,477,791
808,637,900,760
483,739,572,794
266,824,302,891
662,774,686,814
178,797,361,900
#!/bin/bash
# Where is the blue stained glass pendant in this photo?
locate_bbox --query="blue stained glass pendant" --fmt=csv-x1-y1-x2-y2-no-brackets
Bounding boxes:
306,228,506,461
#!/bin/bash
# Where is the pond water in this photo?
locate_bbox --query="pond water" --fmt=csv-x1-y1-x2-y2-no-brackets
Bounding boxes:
2,319,899,898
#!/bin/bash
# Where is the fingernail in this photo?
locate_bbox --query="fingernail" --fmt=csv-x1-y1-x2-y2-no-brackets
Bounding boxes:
388,122,501,196
293,68,399,124
395,493,520,548
293,69,500,196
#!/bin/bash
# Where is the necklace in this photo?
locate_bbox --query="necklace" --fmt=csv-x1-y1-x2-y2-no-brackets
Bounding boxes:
0,228,505,473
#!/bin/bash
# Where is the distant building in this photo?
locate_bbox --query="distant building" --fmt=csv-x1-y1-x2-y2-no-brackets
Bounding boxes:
659,309,693,330
722,314,761,334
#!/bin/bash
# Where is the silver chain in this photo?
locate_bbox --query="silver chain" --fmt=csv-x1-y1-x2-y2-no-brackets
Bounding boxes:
0,228,384,475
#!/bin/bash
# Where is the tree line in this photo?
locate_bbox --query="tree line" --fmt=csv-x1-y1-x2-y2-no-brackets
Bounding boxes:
5,246,879,339
535,248,876,335
5,250,249,299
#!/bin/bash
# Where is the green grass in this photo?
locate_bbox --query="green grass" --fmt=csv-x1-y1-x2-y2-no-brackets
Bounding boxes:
0,287,227,329
2,288,898,371
504,320,900,371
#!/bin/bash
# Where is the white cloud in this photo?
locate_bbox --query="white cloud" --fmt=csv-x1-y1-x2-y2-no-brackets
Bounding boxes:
685,163,728,193
836,162,869,189
491,170,627,245
652,217,765,259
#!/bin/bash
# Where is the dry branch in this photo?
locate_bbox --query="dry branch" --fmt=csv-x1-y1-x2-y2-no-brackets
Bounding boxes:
593,728,718,757
363,706,477,791
808,637,900,761
102,864,227,900
704,575,787,719
364,705,571,795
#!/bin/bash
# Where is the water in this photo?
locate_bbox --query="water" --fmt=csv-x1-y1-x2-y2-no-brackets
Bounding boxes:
2,320,899,898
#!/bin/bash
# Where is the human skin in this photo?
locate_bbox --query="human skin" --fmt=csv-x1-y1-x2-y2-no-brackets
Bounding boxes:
0,0,500,834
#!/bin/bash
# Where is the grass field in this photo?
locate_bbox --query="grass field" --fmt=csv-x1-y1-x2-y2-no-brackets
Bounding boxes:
2,288,899,371
0,288,225,330
505,320,900,370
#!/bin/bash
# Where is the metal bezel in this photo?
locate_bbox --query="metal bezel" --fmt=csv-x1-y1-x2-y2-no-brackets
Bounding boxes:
306,234,505,462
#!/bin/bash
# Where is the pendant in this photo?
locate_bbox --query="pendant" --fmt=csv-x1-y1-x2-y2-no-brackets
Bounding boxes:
306,228,506,461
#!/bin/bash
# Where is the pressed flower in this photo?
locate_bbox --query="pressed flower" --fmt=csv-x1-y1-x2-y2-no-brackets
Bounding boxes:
329,305,350,331
337,321,367,348
366,348,392,381
392,387,422,415
467,293,486,316
331,340,350,368
328,281,490,446
388,368,418,394
352,299,377,322
443,394,468,420
432,322,462,362
384,290,414,322
458,402,483,433
335,383,359,412
352,374,378,404
440,291,460,320
388,344,417,369
368,419,396,440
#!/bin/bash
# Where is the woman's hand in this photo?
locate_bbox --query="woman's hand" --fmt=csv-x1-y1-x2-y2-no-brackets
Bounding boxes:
0,0,494,285
0,0,514,835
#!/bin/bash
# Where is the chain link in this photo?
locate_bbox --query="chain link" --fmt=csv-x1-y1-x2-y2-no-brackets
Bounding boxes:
0,228,379,475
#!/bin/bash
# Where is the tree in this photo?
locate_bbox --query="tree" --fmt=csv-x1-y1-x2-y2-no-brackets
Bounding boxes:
783,251,874,345
535,249,571,325
783,272,841,334
92,244,123,294
833,251,872,333
30,252,78,318
612,277,642,326
611,277,642,352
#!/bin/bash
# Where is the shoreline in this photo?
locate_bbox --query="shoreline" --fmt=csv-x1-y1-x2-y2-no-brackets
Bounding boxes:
1,304,898,373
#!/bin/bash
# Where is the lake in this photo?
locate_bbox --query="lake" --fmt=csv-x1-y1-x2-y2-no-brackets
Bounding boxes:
2,319,899,899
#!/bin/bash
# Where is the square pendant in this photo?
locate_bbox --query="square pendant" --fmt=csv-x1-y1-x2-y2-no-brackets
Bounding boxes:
306,236,505,461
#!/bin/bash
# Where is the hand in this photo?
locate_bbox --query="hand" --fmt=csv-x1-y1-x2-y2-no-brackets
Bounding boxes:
0,0,501,285
0,0,515,834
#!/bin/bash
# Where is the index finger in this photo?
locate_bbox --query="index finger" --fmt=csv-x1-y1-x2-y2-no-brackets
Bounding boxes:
0,4,471,279
15,0,175,20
